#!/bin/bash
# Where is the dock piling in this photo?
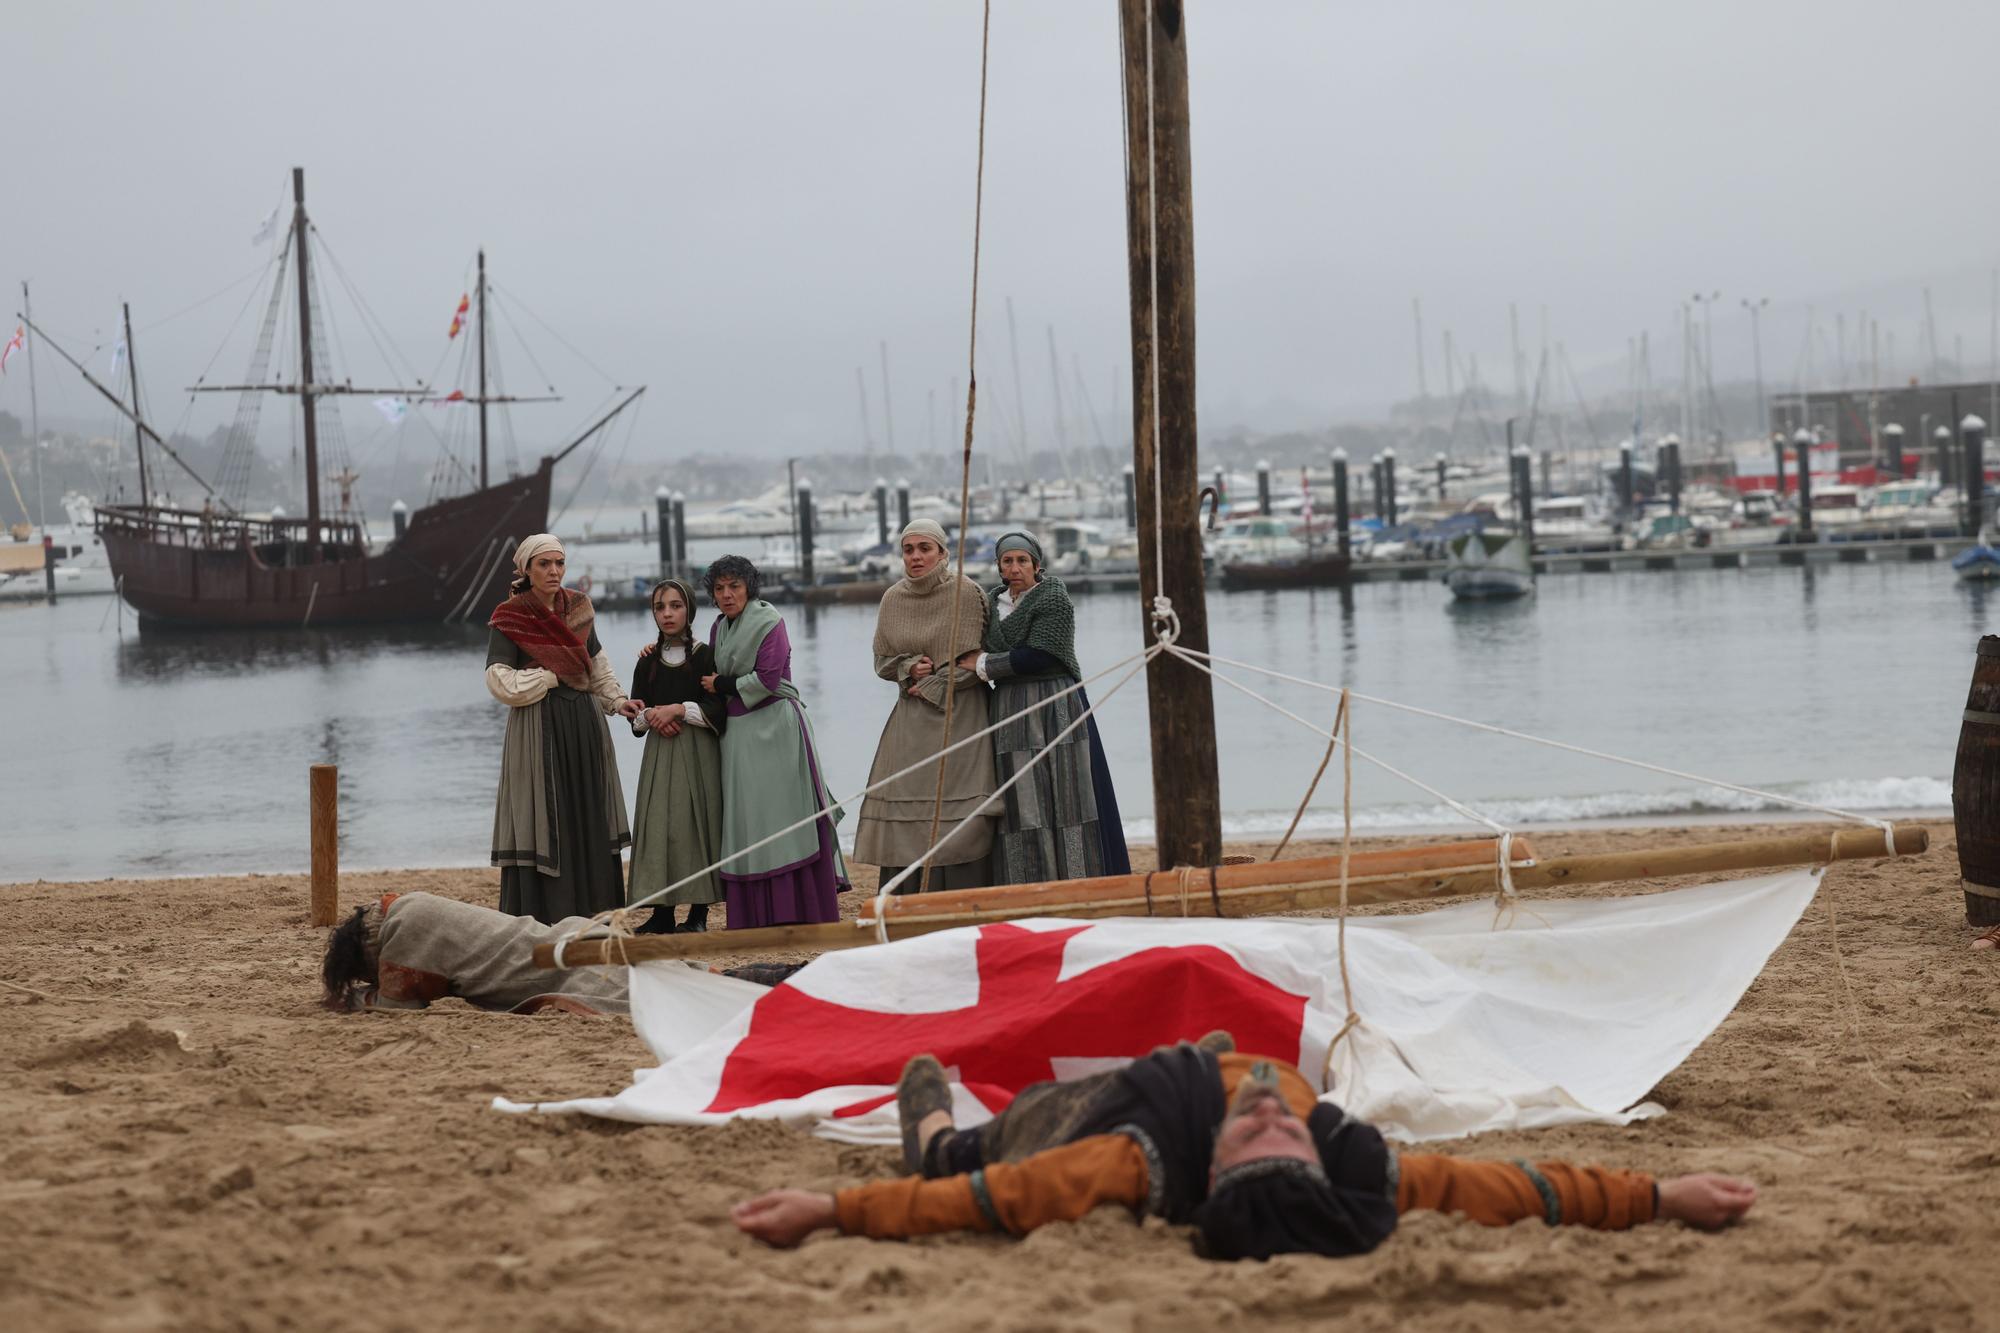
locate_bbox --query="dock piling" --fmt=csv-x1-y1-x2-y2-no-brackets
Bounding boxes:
1256,459,1272,516
1794,428,1815,541
1332,450,1351,561
654,486,672,576
1382,448,1398,526
1963,415,1987,537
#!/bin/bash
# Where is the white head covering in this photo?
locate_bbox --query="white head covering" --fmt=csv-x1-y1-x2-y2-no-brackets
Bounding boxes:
513,533,564,574
899,518,949,550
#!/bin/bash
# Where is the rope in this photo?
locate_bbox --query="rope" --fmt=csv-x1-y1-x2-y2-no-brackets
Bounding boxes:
1163,643,1513,838
1169,645,1900,847
611,641,1155,921
1321,688,1361,1084
1139,1,1166,609
0,977,103,1004
1270,690,1348,862
923,0,993,894
1822,876,1894,1092
871,642,1161,941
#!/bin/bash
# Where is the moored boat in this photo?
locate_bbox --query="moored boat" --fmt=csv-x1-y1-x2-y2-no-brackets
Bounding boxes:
1443,528,1534,600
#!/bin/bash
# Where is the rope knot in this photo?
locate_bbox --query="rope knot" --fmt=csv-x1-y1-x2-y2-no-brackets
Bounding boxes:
1150,594,1181,646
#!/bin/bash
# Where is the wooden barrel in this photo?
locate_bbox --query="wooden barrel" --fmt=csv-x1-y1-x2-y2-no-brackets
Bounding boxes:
1952,635,2000,926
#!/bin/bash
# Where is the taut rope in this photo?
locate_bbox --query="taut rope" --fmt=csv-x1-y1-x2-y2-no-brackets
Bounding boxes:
922,0,992,893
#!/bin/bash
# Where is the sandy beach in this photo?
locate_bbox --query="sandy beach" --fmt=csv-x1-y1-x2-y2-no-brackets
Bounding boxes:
3,821,1995,1332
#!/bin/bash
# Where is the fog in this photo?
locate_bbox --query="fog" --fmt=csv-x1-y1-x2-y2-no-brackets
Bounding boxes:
6,0,1999,467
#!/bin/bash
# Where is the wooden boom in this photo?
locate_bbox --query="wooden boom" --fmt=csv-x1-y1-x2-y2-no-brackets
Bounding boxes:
532,824,1927,969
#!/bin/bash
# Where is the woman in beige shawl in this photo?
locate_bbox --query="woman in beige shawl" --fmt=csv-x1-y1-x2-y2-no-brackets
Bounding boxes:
854,520,1000,891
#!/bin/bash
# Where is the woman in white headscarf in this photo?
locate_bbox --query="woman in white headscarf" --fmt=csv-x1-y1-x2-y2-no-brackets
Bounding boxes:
853,520,1000,891
484,533,643,923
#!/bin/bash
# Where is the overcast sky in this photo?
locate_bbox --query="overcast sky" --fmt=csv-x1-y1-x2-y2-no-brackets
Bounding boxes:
7,0,2000,467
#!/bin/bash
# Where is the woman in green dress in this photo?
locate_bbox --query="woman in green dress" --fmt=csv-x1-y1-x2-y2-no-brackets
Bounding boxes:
627,578,728,933
958,531,1129,884
698,555,850,927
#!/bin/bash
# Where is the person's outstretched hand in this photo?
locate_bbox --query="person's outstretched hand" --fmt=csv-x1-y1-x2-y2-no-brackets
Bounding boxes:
1657,1173,1757,1230
732,1190,838,1248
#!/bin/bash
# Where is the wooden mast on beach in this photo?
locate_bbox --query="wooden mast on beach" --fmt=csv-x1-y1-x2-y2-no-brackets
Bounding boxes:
534,825,1929,968
1122,0,1222,871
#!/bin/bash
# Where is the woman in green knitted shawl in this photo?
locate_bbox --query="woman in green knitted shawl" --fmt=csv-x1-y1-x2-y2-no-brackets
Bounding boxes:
854,520,1002,891
954,530,1129,885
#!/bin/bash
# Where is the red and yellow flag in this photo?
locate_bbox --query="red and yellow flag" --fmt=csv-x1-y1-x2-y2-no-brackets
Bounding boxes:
447,294,469,340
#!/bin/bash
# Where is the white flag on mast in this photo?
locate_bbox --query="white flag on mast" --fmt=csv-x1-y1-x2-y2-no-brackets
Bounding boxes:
373,397,409,425
252,205,280,246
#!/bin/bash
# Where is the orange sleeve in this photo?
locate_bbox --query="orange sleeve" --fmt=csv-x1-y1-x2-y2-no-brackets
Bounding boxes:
1397,1154,1656,1231
834,1133,1150,1240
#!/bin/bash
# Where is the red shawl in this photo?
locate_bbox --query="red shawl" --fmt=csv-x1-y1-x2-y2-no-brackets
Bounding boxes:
489,589,595,689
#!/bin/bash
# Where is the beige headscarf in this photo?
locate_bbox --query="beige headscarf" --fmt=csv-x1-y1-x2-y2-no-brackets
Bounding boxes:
899,518,949,551
510,533,564,593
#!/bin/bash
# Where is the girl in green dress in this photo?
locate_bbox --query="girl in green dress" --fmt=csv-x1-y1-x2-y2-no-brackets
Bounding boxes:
627,578,728,933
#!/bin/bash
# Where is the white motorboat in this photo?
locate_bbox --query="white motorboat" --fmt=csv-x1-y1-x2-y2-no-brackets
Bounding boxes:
1204,516,1306,566
1047,520,1140,575
1442,529,1534,600
1531,495,1621,553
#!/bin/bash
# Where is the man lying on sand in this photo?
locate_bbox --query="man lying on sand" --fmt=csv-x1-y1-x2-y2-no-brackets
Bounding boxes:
734,1035,1755,1260
320,892,799,1013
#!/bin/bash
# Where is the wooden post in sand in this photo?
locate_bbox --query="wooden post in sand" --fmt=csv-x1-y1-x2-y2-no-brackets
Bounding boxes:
310,764,338,927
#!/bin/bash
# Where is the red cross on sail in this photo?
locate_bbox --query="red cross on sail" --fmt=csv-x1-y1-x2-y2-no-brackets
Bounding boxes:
703,922,1309,1117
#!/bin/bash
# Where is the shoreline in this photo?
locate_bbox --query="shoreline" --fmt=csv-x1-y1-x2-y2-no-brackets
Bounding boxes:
2,819,1991,1331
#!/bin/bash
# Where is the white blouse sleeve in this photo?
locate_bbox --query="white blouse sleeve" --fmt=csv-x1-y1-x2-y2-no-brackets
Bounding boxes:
586,650,629,715
486,662,554,708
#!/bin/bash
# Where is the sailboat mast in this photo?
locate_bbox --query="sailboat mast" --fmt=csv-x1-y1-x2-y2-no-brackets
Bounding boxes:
122,302,149,508
290,167,322,560
22,281,44,527
478,248,489,489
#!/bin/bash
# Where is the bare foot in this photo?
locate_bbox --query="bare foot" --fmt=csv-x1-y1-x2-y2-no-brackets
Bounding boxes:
1973,924,2000,951
1657,1173,1757,1230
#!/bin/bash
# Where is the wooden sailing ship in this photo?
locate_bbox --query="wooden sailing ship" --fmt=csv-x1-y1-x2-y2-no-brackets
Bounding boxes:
29,168,640,630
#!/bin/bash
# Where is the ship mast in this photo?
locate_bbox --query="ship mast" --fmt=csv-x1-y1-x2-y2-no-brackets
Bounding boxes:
123,302,149,508
478,248,489,489
290,167,322,561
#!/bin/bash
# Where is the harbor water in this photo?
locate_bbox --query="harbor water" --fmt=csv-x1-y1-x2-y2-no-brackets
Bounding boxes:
0,558,1973,882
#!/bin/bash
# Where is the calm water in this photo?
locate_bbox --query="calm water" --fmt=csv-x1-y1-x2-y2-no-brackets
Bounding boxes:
1,559,1979,881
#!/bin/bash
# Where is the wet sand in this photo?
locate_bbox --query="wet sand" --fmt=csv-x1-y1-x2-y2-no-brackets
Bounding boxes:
3,822,1995,1332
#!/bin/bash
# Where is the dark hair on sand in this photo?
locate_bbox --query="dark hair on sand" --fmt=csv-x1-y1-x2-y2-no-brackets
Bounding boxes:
321,906,374,1012
702,554,761,605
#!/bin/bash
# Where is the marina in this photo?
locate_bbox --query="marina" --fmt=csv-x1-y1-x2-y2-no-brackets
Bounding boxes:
5,3,2000,1330
2,555,1963,883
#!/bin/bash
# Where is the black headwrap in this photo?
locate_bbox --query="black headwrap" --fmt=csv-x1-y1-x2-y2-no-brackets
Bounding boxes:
1189,1102,1399,1261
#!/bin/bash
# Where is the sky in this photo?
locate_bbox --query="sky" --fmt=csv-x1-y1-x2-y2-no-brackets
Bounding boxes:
6,0,2000,468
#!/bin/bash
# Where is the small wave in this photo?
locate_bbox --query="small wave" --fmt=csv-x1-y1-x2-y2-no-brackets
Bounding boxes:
1122,775,1950,842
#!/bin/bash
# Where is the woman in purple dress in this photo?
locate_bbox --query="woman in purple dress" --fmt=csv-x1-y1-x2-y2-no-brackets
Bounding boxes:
698,555,850,926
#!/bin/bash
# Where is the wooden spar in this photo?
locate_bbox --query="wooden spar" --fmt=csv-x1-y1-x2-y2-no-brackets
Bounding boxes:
122,303,148,509
477,248,489,490
291,167,321,562
309,764,338,927
1121,0,1221,870
531,824,1930,969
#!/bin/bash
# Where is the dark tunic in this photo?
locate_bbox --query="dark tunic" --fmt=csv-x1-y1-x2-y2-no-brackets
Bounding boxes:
487,625,629,923
631,643,729,742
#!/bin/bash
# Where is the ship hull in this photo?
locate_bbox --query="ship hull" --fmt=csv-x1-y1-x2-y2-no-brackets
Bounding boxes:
101,465,552,630
1218,553,1352,590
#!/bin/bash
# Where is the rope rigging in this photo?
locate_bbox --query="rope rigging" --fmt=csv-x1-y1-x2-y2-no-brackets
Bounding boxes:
921,0,993,894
